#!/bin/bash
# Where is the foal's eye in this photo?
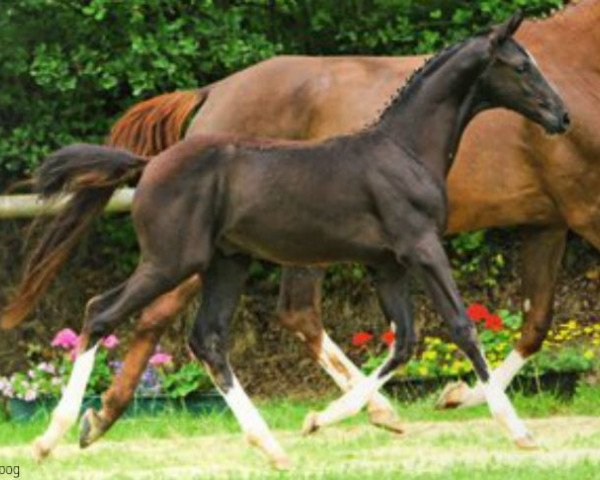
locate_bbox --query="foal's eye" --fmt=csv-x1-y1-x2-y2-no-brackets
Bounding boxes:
515,63,529,74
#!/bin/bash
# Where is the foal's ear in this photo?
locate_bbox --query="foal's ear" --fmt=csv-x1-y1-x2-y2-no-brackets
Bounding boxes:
489,10,525,48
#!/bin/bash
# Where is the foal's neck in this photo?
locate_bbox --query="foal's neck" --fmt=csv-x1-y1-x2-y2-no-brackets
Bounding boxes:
378,40,488,183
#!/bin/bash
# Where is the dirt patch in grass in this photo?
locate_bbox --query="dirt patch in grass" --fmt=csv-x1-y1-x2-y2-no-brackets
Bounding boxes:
1,416,599,479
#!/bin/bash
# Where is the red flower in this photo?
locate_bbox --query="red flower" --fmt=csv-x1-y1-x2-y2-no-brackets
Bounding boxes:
484,314,504,332
352,331,374,347
466,303,490,322
381,330,395,347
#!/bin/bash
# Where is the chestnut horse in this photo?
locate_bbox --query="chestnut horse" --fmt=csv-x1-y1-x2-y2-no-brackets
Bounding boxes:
27,15,568,467
1,0,595,447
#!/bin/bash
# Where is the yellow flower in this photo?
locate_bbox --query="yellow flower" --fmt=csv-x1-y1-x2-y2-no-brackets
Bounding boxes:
423,351,437,361
418,366,429,377
592,339,600,346
584,350,595,360
584,327,594,334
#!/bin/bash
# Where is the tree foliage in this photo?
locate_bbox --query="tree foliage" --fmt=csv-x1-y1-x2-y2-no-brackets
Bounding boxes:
0,0,563,185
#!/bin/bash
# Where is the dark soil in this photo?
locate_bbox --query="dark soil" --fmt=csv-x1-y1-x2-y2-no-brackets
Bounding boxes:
0,218,598,397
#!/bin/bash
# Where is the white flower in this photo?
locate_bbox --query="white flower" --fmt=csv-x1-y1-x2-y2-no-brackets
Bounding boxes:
24,388,37,402
37,362,56,375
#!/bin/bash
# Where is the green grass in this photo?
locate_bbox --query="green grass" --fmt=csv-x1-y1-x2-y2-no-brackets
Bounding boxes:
1,384,599,479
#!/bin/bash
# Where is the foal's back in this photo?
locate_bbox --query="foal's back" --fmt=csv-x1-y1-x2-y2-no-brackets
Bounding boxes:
135,130,439,266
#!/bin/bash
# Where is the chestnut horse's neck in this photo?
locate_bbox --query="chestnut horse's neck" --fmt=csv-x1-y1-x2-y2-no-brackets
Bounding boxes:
523,0,600,63
375,39,489,182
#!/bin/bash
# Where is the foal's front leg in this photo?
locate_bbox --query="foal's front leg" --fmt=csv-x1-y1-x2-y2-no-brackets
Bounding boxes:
437,226,567,409
188,253,291,470
303,265,414,434
415,234,537,449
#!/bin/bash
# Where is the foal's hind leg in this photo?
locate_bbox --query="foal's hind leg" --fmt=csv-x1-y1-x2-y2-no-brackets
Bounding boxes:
303,265,413,434
80,275,201,447
414,234,536,449
32,283,127,460
278,266,404,433
437,226,567,409
33,262,185,460
188,253,290,470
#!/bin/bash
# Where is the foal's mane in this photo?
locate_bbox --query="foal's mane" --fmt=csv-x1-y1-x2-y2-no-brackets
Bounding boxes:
365,39,469,131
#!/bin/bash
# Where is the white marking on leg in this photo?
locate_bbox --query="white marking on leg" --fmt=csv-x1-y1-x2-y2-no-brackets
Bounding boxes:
523,298,531,313
318,332,397,415
310,355,394,429
221,374,289,468
459,350,527,407
482,378,530,441
33,344,99,459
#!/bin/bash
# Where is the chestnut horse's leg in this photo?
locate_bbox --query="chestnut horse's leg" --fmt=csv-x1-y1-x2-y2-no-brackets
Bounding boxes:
79,275,201,447
437,226,567,409
303,263,413,435
33,262,184,461
277,266,404,433
188,253,290,470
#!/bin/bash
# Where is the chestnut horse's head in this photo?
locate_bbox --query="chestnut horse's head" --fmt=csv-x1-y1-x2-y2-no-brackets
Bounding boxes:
477,11,570,134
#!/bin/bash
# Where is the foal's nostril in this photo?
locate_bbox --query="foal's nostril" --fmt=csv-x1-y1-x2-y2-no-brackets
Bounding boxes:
562,112,571,127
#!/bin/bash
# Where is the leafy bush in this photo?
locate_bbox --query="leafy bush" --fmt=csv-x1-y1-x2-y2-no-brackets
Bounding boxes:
0,1,565,296
353,304,599,378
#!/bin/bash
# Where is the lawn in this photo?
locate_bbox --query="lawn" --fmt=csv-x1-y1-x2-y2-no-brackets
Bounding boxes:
0,384,599,479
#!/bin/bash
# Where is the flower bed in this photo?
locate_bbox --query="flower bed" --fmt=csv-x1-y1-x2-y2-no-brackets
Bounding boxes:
352,303,599,399
0,329,226,421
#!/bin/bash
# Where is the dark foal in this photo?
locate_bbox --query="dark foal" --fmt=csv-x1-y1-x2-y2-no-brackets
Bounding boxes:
32,13,568,468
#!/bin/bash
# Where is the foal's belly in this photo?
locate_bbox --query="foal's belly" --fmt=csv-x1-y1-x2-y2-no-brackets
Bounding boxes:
220,217,391,266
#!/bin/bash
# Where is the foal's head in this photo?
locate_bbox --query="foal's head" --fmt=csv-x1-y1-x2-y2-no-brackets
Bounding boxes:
476,11,570,134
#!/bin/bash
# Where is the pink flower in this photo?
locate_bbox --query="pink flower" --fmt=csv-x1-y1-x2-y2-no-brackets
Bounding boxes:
102,335,119,350
51,328,79,350
149,352,173,367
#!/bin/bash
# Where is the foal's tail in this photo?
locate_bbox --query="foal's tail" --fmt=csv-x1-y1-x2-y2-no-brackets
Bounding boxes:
1,144,147,330
108,88,209,156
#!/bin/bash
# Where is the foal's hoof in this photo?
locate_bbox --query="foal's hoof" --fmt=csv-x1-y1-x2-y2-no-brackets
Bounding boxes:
514,433,540,451
271,455,293,471
369,409,405,434
302,411,320,436
79,408,106,448
32,438,51,462
436,381,470,409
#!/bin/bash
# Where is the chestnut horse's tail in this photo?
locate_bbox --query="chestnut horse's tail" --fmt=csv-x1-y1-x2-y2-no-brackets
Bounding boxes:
1,144,147,330
108,88,209,156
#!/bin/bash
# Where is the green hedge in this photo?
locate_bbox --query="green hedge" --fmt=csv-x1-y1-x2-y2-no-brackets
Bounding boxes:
0,0,565,281
0,0,563,185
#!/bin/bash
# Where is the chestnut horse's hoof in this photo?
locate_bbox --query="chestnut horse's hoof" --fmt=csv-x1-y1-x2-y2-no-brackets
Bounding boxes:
302,411,320,436
271,455,293,471
79,408,106,448
32,438,51,462
369,409,405,434
435,381,470,409
515,433,540,450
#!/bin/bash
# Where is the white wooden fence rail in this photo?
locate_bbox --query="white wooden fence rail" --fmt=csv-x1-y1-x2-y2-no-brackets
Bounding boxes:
0,188,135,219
